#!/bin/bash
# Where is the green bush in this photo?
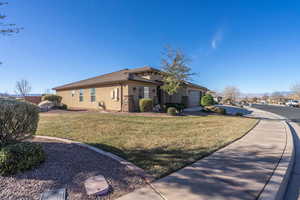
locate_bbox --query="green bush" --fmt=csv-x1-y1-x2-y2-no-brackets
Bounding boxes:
139,98,153,112
205,106,227,115
200,94,215,106
0,142,45,175
42,94,62,106
61,104,68,110
165,103,185,112
0,100,39,146
167,107,177,116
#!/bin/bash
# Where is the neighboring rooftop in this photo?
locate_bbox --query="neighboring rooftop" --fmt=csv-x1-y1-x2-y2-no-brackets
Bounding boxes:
53,66,208,91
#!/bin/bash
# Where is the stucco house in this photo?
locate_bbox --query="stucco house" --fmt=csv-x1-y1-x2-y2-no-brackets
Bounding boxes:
53,66,208,112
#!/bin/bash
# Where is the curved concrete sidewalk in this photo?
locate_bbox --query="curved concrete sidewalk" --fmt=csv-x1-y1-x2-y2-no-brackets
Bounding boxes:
118,111,292,200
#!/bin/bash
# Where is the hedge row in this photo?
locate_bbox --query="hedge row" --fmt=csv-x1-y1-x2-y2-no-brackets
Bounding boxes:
0,99,39,146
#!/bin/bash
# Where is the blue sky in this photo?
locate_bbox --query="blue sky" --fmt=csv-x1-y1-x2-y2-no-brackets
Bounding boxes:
1,0,300,94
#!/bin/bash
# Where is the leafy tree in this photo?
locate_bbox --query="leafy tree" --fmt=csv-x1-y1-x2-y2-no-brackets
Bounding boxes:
161,46,194,95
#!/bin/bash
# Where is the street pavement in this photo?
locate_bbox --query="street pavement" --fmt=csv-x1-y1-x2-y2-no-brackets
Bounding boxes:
252,104,300,123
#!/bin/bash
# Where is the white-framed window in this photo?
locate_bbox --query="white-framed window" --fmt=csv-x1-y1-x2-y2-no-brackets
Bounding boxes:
71,90,75,97
111,88,119,101
144,87,150,98
79,89,84,102
90,88,96,102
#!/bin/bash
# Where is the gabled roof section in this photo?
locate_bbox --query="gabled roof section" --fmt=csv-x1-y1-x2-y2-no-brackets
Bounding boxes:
53,67,161,91
184,81,209,91
53,66,208,91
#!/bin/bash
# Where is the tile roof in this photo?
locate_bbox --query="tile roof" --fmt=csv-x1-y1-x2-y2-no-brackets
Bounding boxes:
53,66,208,91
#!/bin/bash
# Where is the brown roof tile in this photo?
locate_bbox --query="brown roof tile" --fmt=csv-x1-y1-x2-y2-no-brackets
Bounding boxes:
53,66,208,91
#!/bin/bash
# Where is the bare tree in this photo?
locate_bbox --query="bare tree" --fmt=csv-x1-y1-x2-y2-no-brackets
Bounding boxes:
291,83,300,98
15,79,31,97
223,86,240,103
1,2,22,65
161,46,194,95
0,2,22,36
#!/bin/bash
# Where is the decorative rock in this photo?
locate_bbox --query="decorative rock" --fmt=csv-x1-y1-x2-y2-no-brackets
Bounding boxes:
38,100,55,111
40,188,66,200
84,175,109,196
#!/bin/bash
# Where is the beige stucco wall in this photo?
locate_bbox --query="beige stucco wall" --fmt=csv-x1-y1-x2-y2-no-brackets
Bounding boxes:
162,86,207,105
56,84,126,111
127,81,158,111
56,78,208,111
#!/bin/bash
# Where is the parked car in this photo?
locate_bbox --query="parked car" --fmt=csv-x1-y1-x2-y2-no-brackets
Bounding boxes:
286,100,300,107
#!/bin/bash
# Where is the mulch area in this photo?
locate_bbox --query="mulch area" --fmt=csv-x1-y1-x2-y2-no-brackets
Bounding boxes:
0,138,146,200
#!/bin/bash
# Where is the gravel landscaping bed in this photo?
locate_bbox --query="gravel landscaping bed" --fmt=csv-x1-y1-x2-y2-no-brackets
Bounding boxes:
0,138,146,200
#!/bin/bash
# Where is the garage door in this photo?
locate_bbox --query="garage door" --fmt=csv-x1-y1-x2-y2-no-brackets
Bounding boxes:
188,90,200,107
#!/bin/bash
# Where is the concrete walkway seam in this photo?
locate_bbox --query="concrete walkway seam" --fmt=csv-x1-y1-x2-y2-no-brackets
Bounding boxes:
257,121,295,200
35,135,154,182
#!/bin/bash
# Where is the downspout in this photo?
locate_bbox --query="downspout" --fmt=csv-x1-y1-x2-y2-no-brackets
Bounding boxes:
120,83,123,112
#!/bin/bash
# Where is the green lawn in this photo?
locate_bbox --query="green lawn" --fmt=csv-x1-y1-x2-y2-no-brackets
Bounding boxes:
37,112,258,178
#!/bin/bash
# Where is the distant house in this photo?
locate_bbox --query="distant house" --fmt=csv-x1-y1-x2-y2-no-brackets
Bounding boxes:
53,66,208,112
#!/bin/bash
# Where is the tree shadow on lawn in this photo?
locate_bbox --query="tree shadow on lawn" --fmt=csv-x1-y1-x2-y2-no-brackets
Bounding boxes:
217,105,253,116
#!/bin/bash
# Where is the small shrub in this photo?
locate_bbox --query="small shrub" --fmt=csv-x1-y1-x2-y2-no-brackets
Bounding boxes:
205,106,227,115
0,142,45,175
165,103,185,112
0,100,39,146
61,104,68,110
42,94,62,106
235,112,243,116
167,107,177,116
139,98,153,112
53,103,68,110
200,94,215,106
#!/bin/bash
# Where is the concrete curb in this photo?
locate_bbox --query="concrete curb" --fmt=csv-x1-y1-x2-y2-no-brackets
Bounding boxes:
245,105,295,200
35,135,155,182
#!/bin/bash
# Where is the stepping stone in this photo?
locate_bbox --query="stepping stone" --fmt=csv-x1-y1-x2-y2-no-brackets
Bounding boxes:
40,188,66,200
84,175,109,196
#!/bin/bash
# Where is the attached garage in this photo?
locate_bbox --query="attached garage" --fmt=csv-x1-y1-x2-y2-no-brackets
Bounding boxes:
188,90,202,107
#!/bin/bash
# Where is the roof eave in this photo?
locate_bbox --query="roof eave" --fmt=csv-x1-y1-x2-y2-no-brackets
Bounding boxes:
53,80,128,91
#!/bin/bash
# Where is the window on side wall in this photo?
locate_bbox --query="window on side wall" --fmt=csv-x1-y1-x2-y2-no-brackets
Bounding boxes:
144,87,149,98
71,90,75,97
90,88,96,102
79,89,84,102
111,88,119,101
